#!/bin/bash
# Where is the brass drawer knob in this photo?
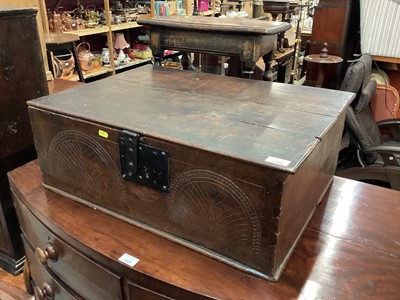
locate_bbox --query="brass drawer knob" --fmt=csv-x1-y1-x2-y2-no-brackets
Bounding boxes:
35,243,58,265
34,282,54,300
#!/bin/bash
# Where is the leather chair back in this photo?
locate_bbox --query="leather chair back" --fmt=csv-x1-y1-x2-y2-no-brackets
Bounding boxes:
340,55,380,164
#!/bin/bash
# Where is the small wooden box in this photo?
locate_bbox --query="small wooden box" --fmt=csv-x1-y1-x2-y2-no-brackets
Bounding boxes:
27,66,354,280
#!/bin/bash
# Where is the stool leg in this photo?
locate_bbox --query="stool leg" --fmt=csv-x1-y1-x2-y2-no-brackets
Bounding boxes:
262,51,275,81
315,64,326,88
71,41,85,82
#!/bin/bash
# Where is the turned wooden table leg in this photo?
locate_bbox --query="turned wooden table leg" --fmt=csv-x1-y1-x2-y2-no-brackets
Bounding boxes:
181,52,192,70
315,64,326,88
241,60,255,79
153,50,164,67
150,29,163,67
262,50,275,81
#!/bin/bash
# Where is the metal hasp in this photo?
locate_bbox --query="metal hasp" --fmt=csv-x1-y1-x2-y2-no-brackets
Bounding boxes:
119,130,169,192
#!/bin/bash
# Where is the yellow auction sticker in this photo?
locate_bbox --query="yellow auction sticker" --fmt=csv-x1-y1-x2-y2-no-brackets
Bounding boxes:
98,129,109,139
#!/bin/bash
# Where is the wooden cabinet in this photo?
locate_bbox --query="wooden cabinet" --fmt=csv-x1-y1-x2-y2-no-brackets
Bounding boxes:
0,0,52,80
305,0,360,88
0,7,48,274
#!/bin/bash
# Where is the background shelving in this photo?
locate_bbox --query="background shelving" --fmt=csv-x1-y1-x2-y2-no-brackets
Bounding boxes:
40,0,155,81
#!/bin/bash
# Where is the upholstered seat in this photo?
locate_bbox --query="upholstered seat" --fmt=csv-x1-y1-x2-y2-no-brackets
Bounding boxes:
336,55,400,190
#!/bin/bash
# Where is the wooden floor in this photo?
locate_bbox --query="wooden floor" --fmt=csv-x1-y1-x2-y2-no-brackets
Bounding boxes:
0,267,24,289
0,267,32,299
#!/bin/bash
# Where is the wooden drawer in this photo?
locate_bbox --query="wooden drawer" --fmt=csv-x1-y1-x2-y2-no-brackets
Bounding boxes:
13,192,122,300
127,281,173,300
23,235,78,300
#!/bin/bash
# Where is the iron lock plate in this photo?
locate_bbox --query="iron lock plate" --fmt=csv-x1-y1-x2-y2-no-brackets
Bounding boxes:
119,130,169,192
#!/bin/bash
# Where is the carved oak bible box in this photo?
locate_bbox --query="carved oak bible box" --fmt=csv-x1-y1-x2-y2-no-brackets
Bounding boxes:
27,66,354,280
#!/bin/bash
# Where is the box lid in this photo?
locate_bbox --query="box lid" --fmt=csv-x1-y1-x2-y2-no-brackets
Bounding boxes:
27,66,354,173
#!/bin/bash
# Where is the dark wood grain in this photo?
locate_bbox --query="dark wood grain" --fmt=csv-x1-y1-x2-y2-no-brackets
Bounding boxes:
309,178,400,258
138,16,291,35
138,17,290,79
8,161,400,299
27,65,354,173
0,7,48,274
26,66,353,280
0,8,48,160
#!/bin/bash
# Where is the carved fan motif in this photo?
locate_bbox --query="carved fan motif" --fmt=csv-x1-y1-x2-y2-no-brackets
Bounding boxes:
169,169,261,253
47,130,127,209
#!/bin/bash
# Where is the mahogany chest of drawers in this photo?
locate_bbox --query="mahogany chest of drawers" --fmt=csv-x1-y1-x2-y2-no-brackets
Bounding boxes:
26,65,354,280
9,161,400,299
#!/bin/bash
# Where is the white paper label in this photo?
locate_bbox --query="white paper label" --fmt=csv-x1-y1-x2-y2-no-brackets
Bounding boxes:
118,253,139,267
265,156,291,167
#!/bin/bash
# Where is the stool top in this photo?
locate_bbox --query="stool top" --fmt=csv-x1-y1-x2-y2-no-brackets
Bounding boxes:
44,33,80,45
138,16,291,35
305,43,343,65
304,54,343,64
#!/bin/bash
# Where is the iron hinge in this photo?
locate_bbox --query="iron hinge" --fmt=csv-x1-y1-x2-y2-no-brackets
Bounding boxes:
119,131,169,193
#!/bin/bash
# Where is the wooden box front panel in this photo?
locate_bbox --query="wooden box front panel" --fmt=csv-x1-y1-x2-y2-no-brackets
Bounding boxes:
28,106,339,280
